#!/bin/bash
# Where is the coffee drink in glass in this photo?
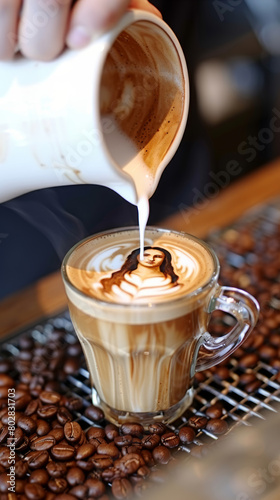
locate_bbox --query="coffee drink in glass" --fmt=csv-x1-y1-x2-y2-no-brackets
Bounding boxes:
62,227,259,426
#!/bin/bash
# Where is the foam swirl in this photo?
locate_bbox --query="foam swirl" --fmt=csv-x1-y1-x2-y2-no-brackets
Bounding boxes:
66,228,215,305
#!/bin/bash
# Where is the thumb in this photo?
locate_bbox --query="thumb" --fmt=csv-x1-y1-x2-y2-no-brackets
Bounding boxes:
66,0,130,49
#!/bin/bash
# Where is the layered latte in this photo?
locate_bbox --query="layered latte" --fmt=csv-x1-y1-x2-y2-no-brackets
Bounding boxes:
63,228,216,423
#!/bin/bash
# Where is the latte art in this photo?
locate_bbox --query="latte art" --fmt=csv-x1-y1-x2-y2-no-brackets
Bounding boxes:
66,228,214,306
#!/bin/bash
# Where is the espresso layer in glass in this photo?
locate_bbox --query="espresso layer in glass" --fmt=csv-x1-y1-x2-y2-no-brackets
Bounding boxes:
68,300,208,412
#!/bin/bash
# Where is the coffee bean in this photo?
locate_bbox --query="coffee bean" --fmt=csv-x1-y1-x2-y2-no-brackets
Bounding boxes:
194,372,206,384
29,469,49,485
25,399,40,417
57,407,73,426
0,426,8,444
68,485,89,499
63,358,80,375
148,422,167,435
152,446,171,465
0,471,9,493
25,450,49,469
178,426,196,444
271,359,280,370
64,421,82,444
51,443,75,461
65,397,83,412
84,405,104,422
111,478,133,499
102,467,124,483
76,459,95,472
121,423,144,438
31,435,56,451
15,393,32,411
66,466,85,486
239,373,257,386
114,435,133,448
2,410,21,425
24,483,46,500
90,454,113,470
214,366,230,380
141,433,161,450
75,443,96,460
245,379,261,393
105,423,119,441
87,426,106,440
259,345,277,360
188,415,208,430
121,445,141,456
205,403,223,419
66,342,82,356
36,419,51,437
97,442,120,459
119,453,141,475
239,353,259,369
206,418,229,435
40,391,61,406
85,478,106,497
0,386,9,399
37,405,58,420
46,461,67,478
15,459,29,478
0,446,11,468
141,449,155,468
16,435,30,453
0,374,14,387
48,477,68,494
269,333,280,347
161,432,180,449
18,415,37,435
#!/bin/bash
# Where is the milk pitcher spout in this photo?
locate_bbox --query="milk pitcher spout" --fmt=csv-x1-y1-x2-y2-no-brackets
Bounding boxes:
0,10,189,205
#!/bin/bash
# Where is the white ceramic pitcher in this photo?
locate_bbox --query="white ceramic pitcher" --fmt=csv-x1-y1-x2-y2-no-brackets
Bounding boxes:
0,9,189,205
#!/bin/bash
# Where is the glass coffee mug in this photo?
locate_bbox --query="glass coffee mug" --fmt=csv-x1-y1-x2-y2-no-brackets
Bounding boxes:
62,227,259,426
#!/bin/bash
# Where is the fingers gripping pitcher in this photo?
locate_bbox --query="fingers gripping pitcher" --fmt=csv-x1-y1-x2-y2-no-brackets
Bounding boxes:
0,9,189,209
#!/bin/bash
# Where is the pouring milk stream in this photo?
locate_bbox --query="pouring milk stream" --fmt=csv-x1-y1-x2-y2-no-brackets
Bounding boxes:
0,10,189,257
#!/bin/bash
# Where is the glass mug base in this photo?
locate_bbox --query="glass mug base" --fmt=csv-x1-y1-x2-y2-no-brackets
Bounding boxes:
91,387,195,427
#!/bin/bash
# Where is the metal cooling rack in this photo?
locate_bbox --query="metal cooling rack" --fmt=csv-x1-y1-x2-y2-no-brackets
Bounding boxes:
1,197,280,459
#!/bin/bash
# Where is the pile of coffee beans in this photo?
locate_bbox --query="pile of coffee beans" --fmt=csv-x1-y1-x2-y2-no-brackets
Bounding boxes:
0,204,280,498
0,326,230,499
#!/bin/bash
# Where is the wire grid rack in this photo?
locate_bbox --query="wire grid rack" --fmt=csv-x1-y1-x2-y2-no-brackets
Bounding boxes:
1,197,280,462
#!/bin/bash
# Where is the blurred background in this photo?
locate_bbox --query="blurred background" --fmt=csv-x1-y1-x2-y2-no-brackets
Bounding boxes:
1,0,280,299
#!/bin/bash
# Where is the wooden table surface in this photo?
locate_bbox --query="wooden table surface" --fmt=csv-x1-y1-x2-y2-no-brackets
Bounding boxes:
1,159,280,338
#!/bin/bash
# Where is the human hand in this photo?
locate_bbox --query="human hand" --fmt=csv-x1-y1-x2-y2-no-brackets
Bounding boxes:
0,0,161,61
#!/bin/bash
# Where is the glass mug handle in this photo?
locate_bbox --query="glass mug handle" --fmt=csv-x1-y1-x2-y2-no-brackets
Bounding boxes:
195,286,260,372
